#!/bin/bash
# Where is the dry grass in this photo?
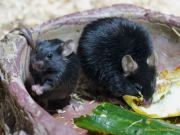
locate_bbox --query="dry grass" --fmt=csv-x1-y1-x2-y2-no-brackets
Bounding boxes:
0,0,180,38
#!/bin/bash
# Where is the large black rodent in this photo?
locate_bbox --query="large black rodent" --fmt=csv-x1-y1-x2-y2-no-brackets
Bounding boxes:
30,39,80,107
78,17,157,104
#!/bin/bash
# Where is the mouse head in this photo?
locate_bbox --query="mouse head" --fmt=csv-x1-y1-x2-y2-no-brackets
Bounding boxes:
122,52,157,104
31,39,77,72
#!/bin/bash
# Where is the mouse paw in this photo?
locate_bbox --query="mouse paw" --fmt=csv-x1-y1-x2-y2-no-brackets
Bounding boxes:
32,84,43,95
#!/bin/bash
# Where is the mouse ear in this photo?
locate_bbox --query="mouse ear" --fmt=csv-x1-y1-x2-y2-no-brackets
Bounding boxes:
147,51,157,66
61,39,77,57
122,55,138,74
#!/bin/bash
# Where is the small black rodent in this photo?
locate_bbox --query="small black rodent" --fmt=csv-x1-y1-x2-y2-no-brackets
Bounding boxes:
78,17,157,105
30,39,80,107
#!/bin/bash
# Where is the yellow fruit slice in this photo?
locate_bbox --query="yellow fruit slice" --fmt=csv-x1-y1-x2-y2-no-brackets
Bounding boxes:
123,65,180,118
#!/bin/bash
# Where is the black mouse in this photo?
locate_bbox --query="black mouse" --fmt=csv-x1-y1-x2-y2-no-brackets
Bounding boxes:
78,17,157,105
30,39,80,108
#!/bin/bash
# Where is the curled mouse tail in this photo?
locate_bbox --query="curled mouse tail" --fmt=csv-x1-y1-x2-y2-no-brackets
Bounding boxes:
9,24,35,49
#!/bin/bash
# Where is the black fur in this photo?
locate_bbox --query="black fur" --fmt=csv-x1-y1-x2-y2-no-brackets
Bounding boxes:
30,39,80,102
78,17,157,101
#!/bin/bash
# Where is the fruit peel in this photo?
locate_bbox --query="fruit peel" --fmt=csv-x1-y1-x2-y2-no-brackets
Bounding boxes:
123,65,180,118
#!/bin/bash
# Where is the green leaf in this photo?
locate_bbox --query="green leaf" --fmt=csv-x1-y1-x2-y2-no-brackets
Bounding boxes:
74,103,180,135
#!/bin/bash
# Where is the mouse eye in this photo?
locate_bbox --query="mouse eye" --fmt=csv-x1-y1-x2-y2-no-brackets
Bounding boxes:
47,53,53,59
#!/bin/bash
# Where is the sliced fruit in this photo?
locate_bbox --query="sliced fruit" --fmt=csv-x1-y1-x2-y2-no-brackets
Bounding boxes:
123,65,180,118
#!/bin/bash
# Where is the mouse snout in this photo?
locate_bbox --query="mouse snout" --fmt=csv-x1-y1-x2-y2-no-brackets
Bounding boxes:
142,98,152,107
32,61,44,71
